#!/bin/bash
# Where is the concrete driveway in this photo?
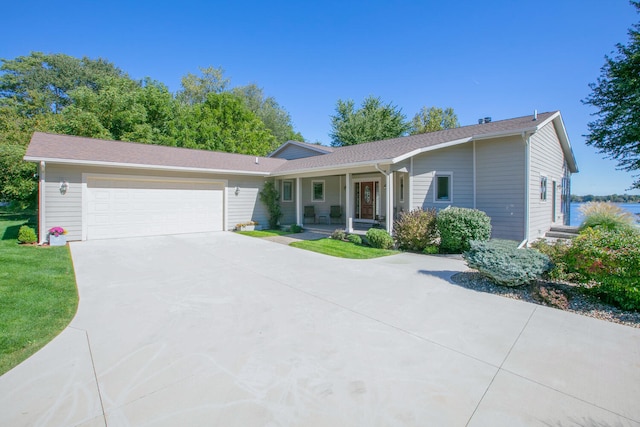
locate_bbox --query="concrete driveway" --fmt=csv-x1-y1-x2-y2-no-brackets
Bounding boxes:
1,232,639,426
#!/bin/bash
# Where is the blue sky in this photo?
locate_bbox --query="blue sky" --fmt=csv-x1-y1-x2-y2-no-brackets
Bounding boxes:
2,0,638,195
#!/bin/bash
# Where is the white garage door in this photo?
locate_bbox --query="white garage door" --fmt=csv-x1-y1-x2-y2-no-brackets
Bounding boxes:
86,176,224,240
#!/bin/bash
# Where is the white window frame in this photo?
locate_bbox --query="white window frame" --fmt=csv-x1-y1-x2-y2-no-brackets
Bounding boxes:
312,180,325,202
540,175,548,201
433,172,453,203
281,180,293,202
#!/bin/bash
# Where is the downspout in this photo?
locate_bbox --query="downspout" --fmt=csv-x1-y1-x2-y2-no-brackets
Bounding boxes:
523,132,531,244
39,161,46,245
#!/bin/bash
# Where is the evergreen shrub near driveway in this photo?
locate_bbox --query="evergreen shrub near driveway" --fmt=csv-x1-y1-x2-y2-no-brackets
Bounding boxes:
437,207,491,253
464,239,552,287
365,228,394,249
393,208,438,252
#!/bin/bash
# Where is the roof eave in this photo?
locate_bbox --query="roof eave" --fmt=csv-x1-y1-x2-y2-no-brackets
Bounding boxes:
270,159,394,177
23,156,273,176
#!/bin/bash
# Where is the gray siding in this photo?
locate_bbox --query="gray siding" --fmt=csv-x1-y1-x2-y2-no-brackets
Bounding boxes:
277,179,298,225
42,164,269,239
411,144,474,210
300,175,345,224
272,144,326,160
475,136,526,240
529,121,566,241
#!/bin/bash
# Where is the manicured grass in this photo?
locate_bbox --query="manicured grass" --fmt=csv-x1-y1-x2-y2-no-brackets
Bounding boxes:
0,213,78,376
290,238,398,259
237,229,294,237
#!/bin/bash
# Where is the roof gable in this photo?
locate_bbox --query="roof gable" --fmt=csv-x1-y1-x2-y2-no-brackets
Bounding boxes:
268,140,334,159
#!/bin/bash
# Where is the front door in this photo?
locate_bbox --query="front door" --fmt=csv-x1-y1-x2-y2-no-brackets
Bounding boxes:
360,181,375,220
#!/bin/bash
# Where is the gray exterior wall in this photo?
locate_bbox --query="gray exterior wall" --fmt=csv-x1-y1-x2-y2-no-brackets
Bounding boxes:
42,164,268,240
300,175,345,224
271,144,327,160
475,136,526,240
277,178,298,225
411,144,474,210
528,121,567,241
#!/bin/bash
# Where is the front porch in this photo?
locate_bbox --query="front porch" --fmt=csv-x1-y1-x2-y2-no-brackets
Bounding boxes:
283,220,389,237
275,167,409,235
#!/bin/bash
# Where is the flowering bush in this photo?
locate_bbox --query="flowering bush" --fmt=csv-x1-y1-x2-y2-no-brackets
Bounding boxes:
49,226,66,236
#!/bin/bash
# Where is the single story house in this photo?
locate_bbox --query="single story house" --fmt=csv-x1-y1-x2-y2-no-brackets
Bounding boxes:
24,110,577,244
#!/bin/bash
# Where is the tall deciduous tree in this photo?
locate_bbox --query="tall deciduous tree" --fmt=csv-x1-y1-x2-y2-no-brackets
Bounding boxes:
410,106,459,134
173,92,277,155
583,1,640,189
232,84,304,144
330,96,409,146
176,66,229,105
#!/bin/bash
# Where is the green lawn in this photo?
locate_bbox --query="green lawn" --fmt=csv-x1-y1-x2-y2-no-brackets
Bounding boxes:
290,238,398,259
0,213,78,376
236,229,294,237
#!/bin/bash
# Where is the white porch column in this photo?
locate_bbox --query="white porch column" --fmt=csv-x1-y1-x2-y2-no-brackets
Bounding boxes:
386,172,394,234
39,161,46,244
295,177,302,226
345,173,353,232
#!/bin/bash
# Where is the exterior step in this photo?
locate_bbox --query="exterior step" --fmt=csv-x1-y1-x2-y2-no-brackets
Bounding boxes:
545,225,579,240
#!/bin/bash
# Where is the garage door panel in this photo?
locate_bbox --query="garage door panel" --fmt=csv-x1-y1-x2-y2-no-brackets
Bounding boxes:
87,176,224,240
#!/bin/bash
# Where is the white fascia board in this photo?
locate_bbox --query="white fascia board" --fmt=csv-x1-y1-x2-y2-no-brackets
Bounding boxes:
391,138,471,163
22,157,272,176
552,114,579,173
270,159,393,177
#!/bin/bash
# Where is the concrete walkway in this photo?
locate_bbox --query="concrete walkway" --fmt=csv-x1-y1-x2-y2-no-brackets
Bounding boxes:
1,232,639,426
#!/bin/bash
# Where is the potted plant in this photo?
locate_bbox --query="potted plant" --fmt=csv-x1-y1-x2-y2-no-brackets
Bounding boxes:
48,226,67,246
235,221,258,231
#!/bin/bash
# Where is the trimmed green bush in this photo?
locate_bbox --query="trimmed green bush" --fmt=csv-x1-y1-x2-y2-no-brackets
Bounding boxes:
578,201,636,232
393,208,438,252
17,225,37,244
437,207,491,253
347,234,362,245
464,239,552,287
422,245,438,255
365,228,394,249
331,229,346,240
290,224,303,233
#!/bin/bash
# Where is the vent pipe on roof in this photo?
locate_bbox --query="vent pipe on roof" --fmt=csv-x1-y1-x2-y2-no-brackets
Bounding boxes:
533,110,538,121
255,157,259,164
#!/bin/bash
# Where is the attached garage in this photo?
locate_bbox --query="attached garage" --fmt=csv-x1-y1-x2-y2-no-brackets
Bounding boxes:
85,175,225,240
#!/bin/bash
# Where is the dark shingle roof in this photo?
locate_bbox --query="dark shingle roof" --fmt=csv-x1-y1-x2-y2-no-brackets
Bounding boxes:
25,111,575,175
273,112,558,174
25,133,286,174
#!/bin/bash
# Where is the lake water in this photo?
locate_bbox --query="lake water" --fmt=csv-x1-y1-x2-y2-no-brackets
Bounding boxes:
569,203,640,226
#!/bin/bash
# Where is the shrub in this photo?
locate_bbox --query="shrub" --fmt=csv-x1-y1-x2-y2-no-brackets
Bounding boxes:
578,201,636,232
564,228,640,281
437,207,491,253
331,229,346,240
365,228,394,249
464,239,552,287
422,245,438,255
393,208,438,252
586,276,640,312
530,239,575,281
290,224,303,233
258,181,282,229
17,225,37,244
347,234,362,245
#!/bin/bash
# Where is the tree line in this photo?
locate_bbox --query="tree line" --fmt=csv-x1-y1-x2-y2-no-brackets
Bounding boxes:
571,194,640,203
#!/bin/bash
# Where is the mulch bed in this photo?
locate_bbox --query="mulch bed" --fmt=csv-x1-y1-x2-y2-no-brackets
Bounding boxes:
451,271,640,328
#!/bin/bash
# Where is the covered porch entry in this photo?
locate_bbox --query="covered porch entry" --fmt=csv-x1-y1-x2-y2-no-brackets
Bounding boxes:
275,165,410,234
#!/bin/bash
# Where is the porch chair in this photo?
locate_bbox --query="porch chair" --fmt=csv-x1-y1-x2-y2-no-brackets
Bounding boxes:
329,205,343,224
304,205,316,224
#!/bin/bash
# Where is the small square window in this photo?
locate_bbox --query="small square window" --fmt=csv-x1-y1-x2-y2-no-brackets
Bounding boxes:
282,181,292,202
434,173,452,202
312,181,324,202
540,176,548,201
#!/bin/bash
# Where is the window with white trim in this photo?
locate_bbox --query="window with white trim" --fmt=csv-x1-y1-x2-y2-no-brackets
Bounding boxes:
312,180,324,202
434,172,452,202
282,180,293,202
540,176,548,201
399,176,405,202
